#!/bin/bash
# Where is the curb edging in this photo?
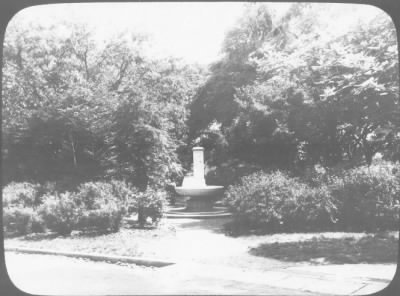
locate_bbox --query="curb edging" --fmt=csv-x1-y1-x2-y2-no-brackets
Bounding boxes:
5,247,175,267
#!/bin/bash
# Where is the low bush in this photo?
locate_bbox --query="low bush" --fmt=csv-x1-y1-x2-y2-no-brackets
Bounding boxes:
110,179,138,204
224,161,400,234
329,161,400,231
74,182,112,210
38,192,82,236
3,207,45,235
73,181,133,232
4,180,167,234
223,171,338,233
74,181,132,210
77,201,124,232
129,189,166,227
2,182,42,208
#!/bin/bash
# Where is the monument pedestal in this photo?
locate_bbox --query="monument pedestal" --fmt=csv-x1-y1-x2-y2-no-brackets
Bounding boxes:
170,146,230,218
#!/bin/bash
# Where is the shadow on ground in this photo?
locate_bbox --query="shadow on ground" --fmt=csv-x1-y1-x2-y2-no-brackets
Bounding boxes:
17,232,60,241
249,234,398,264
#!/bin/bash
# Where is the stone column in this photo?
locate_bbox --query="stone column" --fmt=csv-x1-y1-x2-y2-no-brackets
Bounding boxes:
192,147,206,186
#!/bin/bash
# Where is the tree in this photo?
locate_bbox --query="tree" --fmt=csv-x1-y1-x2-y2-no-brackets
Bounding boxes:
188,4,274,138
2,20,205,187
187,3,399,172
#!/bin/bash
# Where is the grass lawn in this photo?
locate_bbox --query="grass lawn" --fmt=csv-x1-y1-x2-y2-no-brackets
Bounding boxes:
249,232,399,264
4,221,178,259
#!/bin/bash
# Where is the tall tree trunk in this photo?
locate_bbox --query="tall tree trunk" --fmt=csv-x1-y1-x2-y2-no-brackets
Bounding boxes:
69,132,77,168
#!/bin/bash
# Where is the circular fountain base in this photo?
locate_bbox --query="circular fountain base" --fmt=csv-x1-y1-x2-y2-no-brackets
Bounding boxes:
165,200,231,219
171,182,229,219
185,196,214,212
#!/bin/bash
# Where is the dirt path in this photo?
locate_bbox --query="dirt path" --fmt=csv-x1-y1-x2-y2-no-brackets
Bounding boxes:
5,252,318,295
151,218,303,270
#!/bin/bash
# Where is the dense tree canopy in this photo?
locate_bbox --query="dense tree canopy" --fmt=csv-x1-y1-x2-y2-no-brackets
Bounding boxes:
2,3,399,189
188,3,399,171
2,20,205,188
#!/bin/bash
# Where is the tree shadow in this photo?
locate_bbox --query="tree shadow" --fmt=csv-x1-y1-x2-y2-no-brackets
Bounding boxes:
20,229,119,240
20,232,60,241
249,234,398,264
123,223,157,230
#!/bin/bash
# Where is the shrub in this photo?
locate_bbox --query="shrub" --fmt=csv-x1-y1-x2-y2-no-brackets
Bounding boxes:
2,182,42,208
223,170,338,233
329,161,400,231
77,201,124,232
38,192,82,236
109,179,138,204
165,182,178,205
74,182,111,210
75,181,132,210
3,207,45,235
73,181,133,232
129,189,166,227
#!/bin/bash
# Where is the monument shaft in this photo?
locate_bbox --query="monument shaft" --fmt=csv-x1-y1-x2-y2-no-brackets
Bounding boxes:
192,147,206,186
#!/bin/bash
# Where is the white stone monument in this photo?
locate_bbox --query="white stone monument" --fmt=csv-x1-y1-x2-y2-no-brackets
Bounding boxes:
175,146,224,211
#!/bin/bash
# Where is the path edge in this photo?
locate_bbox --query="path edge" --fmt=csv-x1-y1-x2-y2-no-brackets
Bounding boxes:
5,247,175,267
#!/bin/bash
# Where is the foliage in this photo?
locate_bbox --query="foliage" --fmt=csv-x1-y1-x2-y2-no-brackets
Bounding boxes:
2,182,42,208
107,95,183,189
206,159,263,187
328,161,400,231
3,207,44,235
73,181,131,232
188,4,272,138
2,23,105,184
223,170,338,233
77,202,124,233
109,179,138,204
75,181,125,209
129,188,166,227
2,179,166,235
188,3,399,170
2,20,204,187
224,161,400,234
38,192,82,235
2,181,54,235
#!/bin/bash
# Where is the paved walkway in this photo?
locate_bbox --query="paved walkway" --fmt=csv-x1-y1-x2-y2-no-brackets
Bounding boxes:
4,217,397,295
5,252,394,295
5,252,317,295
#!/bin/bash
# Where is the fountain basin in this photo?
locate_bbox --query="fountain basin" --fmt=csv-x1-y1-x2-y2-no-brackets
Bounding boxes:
174,185,224,197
